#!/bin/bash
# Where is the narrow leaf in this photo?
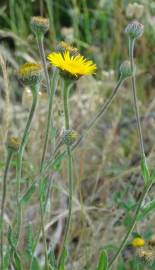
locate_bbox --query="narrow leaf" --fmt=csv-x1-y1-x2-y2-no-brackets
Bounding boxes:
96,250,108,270
138,199,155,220
52,153,65,171
48,249,57,270
58,247,68,270
20,183,36,205
141,159,150,185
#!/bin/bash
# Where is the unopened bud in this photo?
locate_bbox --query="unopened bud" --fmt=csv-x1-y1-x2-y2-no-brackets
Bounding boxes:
17,62,43,88
30,16,49,36
62,129,78,146
125,21,144,40
120,60,133,79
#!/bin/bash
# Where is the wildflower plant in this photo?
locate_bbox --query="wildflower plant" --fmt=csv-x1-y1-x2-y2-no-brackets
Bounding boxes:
1,12,155,270
14,62,43,251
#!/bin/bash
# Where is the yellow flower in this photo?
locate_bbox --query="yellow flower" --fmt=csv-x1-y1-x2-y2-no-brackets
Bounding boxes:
47,50,96,78
17,62,43,86
131,237,145,247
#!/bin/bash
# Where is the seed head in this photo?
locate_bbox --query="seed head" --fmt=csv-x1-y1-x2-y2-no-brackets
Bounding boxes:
30,16,49,36
131,237,145,248
17,62,43,87
62,129,78,146
125,21,144,40
6,137,20,152
120,60,133,79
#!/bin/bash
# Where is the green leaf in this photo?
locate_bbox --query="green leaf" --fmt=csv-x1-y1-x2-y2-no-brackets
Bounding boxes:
8,226,17,248
138,199,155,221
141,159,150,185
48,249,57,270
39,176,49,199
26,223,34,256
20,183,36,205
52,153,66,171
8,227,23,270
58,247,68,270
12,251,23,270
51,127,57,143
4,248,11,269
30,257,41,270
96,250,108,270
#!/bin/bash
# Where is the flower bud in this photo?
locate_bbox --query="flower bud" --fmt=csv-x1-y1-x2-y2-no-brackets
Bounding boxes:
56,41,79,56
30,16,49,36
120,60,133,79
62,129,78,146
17,62,43,88
125,21,144,40
6,137,20,152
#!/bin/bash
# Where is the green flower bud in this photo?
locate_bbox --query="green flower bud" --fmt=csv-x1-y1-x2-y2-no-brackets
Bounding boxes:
6,137,20,152
62,129,78,146
120,60,133,79
56,41,79,56
125,21,144,40
17,62,43,88
30,16,49,36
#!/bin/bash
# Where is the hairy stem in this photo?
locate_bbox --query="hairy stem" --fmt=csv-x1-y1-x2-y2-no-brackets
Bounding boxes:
129,38,145,160
36,34,58,270
58,80,73,267
36,34,51,97
0,150,13,270
108,38,147,269
40,68,58,172
15,89,38,246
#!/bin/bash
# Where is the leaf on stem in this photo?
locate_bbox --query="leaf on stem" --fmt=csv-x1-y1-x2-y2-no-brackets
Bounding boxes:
58,247,68,270
52,152,66,171
141,159,150,185
96,250,108,270
19,182,36,205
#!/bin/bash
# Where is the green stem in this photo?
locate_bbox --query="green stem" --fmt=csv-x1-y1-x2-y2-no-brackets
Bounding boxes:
0,150,13,270
129,38,145,160
108,182,152,269
38,70,58,270
108,38,147,269
15,89,38,246
39,200,49,270
40,68,58,172
36,34,51,97
58,80,73,267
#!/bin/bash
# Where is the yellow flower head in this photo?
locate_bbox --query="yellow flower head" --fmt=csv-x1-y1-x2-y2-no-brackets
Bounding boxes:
47,50,96,79
17,62,43,87
131,237,145,248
